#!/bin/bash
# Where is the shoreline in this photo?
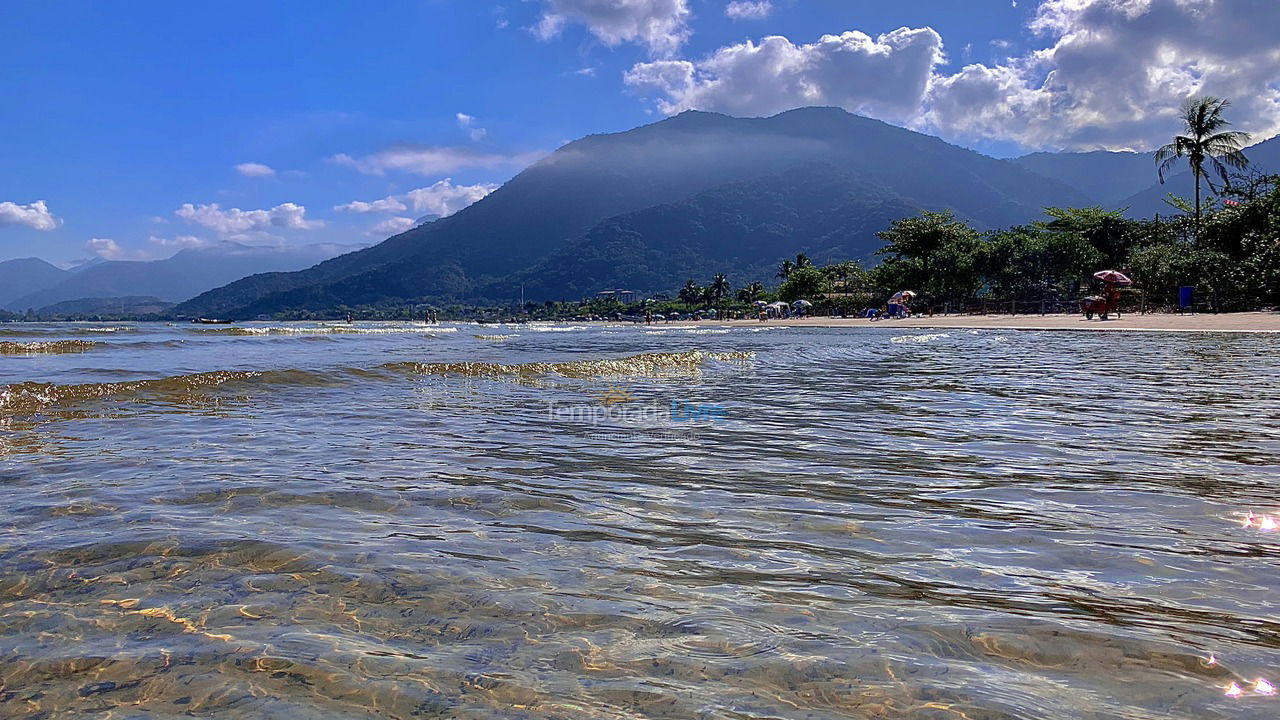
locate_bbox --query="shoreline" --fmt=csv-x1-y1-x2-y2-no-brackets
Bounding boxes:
691,311,1280,333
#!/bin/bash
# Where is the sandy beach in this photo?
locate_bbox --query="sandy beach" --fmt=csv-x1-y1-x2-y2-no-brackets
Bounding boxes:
721,311,1280,332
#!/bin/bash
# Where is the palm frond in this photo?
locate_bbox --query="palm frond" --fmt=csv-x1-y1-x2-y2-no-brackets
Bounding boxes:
1154,141,1186,183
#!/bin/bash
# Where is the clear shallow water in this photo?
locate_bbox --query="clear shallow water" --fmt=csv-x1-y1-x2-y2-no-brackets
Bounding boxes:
2,320,1280,719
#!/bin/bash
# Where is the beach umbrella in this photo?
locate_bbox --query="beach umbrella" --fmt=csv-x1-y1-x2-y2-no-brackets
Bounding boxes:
752,300,769,307
890,290,916,303
792,300,813,308
1093,270,1133,286
768,301,789,309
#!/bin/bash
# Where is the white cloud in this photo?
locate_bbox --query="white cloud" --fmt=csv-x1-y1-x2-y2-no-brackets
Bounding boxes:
725,1,772,21
456,113,488,141
367,217,418,236
335,179,497,220
533,0,691,57
625,28,944,122
334,196,409,214
626,0,1280,151
84,238,149,260
234,162,276,177
329,146,543,176
148,234,210,250
175,202,323,235
922,0,1280,150
404,179,498,217
0,200,60,231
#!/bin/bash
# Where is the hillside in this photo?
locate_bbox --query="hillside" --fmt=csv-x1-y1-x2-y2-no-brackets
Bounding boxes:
1010,151,1156,206
37,296,174,317
0,258,70,309
175,107,1089,317
1117,134,1280,217
10,243,357,310
494,164,924,300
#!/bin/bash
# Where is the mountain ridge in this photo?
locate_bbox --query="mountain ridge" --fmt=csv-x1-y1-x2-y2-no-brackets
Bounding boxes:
175,107,1091,317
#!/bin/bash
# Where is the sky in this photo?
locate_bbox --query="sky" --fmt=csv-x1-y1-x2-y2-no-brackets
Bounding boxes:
3,0,1279,265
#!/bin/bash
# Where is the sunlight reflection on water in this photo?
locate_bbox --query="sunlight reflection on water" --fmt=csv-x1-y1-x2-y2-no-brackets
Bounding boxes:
2,321,1280,718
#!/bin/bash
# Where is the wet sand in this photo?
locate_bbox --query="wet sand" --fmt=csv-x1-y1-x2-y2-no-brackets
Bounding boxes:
725,311,1280,333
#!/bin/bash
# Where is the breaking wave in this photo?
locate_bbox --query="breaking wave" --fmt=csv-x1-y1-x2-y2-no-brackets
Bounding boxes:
0,340,102,355
385,350,756,380
198,325,458,336
0,351,753,418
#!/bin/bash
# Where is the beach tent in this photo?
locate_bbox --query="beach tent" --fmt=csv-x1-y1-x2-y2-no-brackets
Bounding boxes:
792,300,813,308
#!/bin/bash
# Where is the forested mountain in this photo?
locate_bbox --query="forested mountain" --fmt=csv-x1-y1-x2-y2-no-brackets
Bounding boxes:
175,107,1089,317
494,164,924,300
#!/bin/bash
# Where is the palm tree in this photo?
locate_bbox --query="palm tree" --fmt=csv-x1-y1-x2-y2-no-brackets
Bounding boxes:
795,253,813,270
777,259,794,281
709,273,731,304
736,282,765,302
679,279,702,304
1155,96,1251,234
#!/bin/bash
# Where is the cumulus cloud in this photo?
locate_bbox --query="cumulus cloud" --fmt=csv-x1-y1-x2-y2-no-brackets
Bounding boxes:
334,196,408,214
626,0,1280,151
84,238,150,260
0,200,60,231
367,217,418,237
456,113,488,141
335,179,498,219
234,162,275,177
532,0,691,57
175,202,323,235
328,146,543,176
405,179,499,216
148,234,210,250
922,0,1280,149
725,1,772,21
625,28,944,122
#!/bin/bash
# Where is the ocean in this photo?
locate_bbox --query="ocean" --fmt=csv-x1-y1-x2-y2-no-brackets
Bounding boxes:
3,320,1279,719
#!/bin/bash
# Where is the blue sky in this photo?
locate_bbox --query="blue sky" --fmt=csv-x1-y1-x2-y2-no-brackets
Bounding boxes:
3,0,1278,264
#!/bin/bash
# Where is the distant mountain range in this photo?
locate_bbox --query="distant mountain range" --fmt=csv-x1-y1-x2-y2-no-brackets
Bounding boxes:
7,107,1277,318
2,243,360,312
1011,134,1280,215
0,258,70,309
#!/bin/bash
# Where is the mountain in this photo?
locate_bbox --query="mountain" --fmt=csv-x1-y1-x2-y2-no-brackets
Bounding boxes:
1011,134,1280,217
1116,134,1280,218
177,107,1089,317
0,258,70,309
495,163,923,300
1010,151,1156,206
37,296,174,317
7,243,359,311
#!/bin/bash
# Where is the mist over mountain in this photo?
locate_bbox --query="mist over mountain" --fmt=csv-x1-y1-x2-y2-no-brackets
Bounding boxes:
5,243,360,312
1010,151,1157,207
176,107,1089,317
494,164,923,301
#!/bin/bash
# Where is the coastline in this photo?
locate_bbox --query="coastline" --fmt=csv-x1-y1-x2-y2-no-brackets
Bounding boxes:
695,311,1280,333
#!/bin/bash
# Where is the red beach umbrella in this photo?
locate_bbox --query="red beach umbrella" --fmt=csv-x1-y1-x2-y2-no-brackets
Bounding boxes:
1093,270,1132,286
